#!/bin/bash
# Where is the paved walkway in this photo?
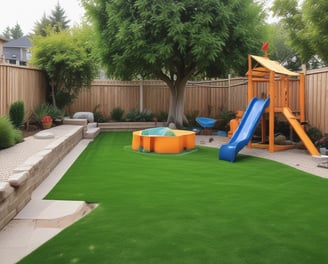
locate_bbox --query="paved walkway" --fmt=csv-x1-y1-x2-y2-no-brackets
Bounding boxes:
0,125,82,181
197,135,327,178
0,133,327,264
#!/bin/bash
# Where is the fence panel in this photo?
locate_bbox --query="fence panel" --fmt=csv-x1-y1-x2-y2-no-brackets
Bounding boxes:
306,68,328,133
0,64,46,119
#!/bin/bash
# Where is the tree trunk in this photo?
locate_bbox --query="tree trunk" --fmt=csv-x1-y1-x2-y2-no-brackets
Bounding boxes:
50,80,57,107
159,68,195,128
166,80,187,128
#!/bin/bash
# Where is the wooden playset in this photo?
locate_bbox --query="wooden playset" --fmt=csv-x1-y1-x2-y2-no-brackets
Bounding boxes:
237,45,319,155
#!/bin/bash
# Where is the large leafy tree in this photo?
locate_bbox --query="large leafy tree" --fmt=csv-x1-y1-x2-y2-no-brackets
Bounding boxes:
303,0,328,64
265,23,302,71
30,26,98,109
272,0,327,67
84,0,266,127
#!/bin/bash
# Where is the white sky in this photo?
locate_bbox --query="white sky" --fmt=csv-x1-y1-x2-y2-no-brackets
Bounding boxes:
0,0,284,36
0,0,85,35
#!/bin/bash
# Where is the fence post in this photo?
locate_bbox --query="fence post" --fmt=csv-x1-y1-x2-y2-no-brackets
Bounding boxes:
139,79,143,112
228,74,231,110
300,64,306,123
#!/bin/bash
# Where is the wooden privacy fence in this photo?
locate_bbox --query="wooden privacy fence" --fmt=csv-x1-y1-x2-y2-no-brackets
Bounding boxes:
68,77,300,120
69,70,327,133
0,63,327,133
68,77,249,119
305,68,328,134
0,64,46,119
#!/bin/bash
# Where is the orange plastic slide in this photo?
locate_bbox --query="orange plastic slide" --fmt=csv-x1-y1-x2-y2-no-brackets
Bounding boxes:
282,107,320,156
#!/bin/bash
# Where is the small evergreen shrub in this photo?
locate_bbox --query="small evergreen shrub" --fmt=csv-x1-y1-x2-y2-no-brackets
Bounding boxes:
156,111,168,122
93,104,107,123
110,107,124,121
9,100,25,128
0,116,16,149
125,108,139,121
307,127,322,145
138,109,153,121
186,110,199,127
126,108,153,122
94,112,107,123
216,110,236,131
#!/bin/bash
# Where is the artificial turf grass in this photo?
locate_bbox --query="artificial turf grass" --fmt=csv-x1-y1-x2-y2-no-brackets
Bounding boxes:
20,132,328,264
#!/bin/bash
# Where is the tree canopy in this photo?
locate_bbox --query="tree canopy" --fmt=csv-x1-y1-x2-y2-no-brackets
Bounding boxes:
272,0,328,67
30,26,98,109
265,23,302,71
84,0,267,126
2,23,24,39
33,3,71,36
49,2,71,32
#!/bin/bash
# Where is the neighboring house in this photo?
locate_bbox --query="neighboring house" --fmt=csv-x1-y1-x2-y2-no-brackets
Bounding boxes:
3,36,32,66
0,36,8,63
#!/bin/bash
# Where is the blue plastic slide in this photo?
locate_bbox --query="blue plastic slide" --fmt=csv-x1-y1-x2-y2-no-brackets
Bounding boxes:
219,97,270,162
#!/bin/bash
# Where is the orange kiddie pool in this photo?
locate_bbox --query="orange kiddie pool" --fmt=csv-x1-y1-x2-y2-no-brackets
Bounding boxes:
132,127,195,154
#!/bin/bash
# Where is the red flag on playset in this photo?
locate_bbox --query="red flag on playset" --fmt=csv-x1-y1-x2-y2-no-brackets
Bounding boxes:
261,41,269,51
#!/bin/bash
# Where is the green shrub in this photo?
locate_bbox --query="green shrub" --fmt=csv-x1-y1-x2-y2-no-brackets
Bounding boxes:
307,127,322,145
216,110,236,131
47,104,63,121
185,110,199,127
138,109,153,121
32,103,49,124
93,104,107,123
155,111,168,122
110,107,124,121
125,108,138,121
0,116,16,149
13,128,23,144
9,100,25,128
317,134,328,149
32,103,63,126
125,108,153,122
55,90,76,110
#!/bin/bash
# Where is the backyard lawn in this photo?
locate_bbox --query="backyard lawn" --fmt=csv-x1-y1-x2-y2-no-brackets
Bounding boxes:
20,132,328,264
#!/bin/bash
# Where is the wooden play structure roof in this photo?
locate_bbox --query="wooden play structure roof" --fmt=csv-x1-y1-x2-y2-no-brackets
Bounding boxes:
250,55,299,77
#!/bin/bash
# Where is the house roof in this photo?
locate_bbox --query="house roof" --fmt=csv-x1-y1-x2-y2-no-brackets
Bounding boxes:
3,36,32,48
251,55,299,76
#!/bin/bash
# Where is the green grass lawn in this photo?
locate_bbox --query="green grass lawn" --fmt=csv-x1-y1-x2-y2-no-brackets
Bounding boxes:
20,132,328,264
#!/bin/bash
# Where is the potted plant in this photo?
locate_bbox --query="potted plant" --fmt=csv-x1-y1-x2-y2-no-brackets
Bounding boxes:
41,115,53,129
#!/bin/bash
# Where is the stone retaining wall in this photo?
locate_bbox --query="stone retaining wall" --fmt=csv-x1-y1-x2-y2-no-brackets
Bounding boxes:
0,126,84,230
